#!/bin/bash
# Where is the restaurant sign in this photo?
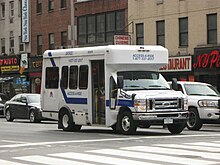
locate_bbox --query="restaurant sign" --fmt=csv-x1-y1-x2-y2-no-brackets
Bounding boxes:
0,56,20,73
160,56,192,72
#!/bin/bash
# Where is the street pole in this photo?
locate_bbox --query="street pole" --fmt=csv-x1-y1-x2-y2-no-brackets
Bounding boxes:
70,0,75,48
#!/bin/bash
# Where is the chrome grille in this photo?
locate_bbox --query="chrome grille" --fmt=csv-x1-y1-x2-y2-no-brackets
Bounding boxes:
152,98,181,110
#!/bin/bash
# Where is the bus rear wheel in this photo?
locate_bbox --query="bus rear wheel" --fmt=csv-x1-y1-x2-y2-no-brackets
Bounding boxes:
60,110,81,131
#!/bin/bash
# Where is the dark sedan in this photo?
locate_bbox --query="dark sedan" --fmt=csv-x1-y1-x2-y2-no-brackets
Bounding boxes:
4,93,43,123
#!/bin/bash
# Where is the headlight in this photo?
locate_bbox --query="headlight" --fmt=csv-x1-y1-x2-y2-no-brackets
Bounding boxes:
198,100,218,107
134,99,146,112
184,98,188,111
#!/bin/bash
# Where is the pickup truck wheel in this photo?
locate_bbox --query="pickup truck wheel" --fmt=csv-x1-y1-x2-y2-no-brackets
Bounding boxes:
187,108,203,130
167,123,186,134
60,110,82,132
118,111,137,135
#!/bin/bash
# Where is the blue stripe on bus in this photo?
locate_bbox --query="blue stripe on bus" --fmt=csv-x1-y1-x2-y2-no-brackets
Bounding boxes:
106,99,134,107
61,88,87,104
48,52,56,67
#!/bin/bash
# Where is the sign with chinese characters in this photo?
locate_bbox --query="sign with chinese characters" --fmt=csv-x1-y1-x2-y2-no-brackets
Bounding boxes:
21,0,29,43
160,56,192,72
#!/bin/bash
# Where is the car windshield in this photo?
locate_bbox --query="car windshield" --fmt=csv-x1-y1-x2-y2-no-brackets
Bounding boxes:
184,84,220,96
27,95,40,103
118,71,170,91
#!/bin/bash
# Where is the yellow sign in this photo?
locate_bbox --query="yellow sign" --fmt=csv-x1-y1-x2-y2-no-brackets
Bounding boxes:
1,65,19,72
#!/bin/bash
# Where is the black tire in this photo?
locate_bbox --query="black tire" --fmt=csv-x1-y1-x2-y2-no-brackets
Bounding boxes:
118,111,137,135
60,110,81,132
187,108,203,130
167,123,186,134
29,110,41,123
5,109,14,122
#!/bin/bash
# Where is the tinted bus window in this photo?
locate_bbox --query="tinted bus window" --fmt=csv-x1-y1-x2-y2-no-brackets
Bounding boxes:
69,65,78,89
45,67,59,89
79,65,88,89
61,66,68,89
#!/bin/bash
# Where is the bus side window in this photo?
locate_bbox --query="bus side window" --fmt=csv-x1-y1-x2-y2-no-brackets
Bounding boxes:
45,67,59,89
61,66,68,89
109,76,117,109
79,65,88,89
69,66,78,89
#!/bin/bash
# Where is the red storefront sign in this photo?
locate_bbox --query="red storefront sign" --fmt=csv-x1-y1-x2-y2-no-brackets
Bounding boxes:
193,50,220,68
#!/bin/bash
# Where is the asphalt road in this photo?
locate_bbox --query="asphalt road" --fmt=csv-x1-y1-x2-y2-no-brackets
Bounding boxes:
0,117,220,165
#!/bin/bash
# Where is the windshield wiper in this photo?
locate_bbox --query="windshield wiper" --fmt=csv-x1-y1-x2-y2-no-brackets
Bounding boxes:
148,85,170,89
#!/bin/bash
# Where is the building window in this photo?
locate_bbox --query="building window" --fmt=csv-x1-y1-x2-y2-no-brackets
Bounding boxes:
61,0,67,9
37,0,42,13
9,1,14,17
179,17,188,46
156,20,165,47
0,3,5,19
49,33,55,49
37,35,42,55
136,23,144,45
116,10,125,33
77,10,125,46
96,14,105,43
207,13,217,44
9,37,14,53
78,16,87,45
106,12,115,43
61,31,67,48
48,0,54,11
87,15,96,44
19,36,25,52
1,38,5,54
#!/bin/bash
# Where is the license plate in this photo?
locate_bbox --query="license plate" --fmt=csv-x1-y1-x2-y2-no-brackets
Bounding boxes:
164,118,173,124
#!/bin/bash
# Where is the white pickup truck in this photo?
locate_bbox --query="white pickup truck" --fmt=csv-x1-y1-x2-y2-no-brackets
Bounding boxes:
171,81,220,130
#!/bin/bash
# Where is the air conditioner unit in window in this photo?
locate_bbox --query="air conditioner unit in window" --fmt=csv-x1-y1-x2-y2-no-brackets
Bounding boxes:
9,47,14,53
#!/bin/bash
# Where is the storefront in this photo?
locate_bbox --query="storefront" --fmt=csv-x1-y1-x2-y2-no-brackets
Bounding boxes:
0,55,29,98
194,46,220,91
29,57,42,94
160,55,194,81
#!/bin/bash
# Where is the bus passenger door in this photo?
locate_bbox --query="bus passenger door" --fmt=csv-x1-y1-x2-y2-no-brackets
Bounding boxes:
91,60,105,125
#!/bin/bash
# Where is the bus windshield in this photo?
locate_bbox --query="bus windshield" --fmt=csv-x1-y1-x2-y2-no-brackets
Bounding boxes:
118,71,170,91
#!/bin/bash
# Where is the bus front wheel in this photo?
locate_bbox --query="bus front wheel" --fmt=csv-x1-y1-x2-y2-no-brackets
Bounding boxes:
118,111,137,135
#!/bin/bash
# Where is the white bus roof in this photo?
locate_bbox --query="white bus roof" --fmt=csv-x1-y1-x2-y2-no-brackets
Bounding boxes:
43,45,168,69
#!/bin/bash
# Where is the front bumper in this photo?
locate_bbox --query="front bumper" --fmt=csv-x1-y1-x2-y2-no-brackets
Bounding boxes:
133,111,188,125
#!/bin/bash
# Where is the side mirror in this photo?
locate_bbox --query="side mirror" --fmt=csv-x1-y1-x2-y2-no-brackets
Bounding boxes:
171,78,178,91
21,98,27,104
117,76,124,89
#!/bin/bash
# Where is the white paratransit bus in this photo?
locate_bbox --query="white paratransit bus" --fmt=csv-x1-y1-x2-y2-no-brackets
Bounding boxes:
41,45,188,135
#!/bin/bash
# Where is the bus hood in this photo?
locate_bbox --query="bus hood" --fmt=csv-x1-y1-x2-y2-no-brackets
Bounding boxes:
125,89,185,99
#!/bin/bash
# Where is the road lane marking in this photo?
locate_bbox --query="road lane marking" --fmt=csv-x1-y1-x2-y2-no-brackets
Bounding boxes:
1,133,220,148
14,155,94,165
185,142,220,148
1,140,27,144
50,152,160,165
121,146,220,161
87,149,215,165
0,159,29,165
154,143,220,152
